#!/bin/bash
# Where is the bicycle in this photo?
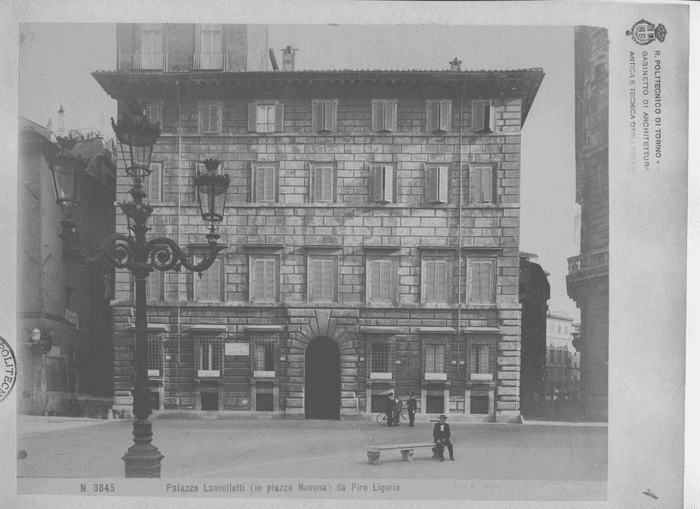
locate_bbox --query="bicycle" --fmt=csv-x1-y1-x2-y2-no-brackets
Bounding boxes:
376,411,407,425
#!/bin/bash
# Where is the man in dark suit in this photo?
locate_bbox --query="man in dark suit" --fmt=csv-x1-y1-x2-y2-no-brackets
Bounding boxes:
432,414,454,461
385,392,394,427
407,393,417,427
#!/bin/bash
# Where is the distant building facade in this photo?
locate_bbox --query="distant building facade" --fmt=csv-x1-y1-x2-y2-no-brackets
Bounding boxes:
93,23,545,421
545,312,580,399
566,26,609,421
18,118,116,416
518,252,550,416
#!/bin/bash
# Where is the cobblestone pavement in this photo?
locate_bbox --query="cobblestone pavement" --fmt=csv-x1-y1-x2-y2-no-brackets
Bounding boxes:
17,416,607,483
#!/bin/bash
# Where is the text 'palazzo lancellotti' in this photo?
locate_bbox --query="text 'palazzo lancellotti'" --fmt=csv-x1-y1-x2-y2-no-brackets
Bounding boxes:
93,24,544,422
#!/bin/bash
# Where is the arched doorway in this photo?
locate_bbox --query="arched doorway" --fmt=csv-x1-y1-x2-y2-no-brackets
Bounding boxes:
305,336,341,420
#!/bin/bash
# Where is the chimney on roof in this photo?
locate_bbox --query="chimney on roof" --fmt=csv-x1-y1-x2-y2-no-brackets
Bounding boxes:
281,46,297,72
449,58,462,72
57,105,65,133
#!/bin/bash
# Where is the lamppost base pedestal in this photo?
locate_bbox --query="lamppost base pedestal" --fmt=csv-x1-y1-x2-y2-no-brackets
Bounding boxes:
122,443,164,478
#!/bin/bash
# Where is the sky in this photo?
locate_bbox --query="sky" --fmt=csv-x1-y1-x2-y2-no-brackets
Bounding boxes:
18,23,578,318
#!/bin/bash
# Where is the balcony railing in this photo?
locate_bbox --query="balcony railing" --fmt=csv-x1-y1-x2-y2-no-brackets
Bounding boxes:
194,52,226,70
568,249,608,275
133,51,165,71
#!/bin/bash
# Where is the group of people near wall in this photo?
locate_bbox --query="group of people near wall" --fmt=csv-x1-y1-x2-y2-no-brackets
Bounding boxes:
384,391,454,461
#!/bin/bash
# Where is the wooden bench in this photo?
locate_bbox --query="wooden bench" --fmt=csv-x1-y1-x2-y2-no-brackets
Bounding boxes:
366,443,440,464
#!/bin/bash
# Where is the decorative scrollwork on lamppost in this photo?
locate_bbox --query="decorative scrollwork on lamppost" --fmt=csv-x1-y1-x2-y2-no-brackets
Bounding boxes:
48,102,230,478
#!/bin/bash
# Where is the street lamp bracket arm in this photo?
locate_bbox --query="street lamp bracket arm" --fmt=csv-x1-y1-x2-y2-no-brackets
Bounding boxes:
144,237,227,274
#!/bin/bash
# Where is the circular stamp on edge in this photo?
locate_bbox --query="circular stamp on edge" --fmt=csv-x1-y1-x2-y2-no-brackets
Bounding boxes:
0,335,17,403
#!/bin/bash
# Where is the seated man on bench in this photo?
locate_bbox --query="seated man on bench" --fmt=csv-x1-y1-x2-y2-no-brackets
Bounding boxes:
432,414,454,461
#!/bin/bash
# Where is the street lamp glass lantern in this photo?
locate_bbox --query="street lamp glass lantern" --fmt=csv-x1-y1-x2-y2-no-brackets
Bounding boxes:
111,109,161,186
194,159,230,225
48,151,85,218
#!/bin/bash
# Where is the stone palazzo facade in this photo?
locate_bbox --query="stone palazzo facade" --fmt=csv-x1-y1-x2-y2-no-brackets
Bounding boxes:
94,24,544,422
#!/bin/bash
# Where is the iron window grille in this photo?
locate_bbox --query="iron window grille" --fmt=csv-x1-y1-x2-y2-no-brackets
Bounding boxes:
467,336,497,381
369,341,394,379
195,333,224,378
252,333,277,377
423,339,449,380
147,332,164,377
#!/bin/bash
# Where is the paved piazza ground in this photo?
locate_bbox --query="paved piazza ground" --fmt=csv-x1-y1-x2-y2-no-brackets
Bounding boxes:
17,415,606,485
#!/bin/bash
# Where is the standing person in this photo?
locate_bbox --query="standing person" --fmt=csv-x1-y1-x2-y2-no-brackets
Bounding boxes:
432,414,454,461
385,392,394,427
393,394,403,426
407,392,417,427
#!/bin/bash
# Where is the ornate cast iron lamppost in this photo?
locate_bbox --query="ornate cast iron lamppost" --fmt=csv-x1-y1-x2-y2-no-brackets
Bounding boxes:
48,104,230,477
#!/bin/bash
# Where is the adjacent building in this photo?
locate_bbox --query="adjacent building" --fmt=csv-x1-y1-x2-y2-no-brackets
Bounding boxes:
93,23,544,422
518,252,550,416
545,312,580,399
566,26,609,421
18,117,116,416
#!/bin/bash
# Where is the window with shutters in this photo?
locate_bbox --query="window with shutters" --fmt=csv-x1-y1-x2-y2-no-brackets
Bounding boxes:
145,269,164,301
371,100,397,132
472,100,496,133
468,258,496,304
426,100,452,133
145,162,163,202
137,24,164,70
195,24,224,70
312,100,338,132
308,255,337,302
426,165,449,204
198,101,222,133
251,164,278,203
366,257,396,304
422,257,452,304
467,337,497,379
192,253,223,301
310,164,336,203
369,341,393,378
248,102,284,133
470,165,495,203
249,255,279,302
369,165,395,204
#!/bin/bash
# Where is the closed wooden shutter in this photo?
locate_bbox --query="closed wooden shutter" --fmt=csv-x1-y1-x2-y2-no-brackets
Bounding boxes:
427,101,439,132
264,259,276,300
427,167,438,203
386,101,396,132
473,101,485,131
372,101,383,131
438,166,448,203
369,166,379,203
474,167,483,202
436,259,447,302
310,257,334,301
439,101,451,132
274,102,284,132
425,260,436,302
248,103,257,132
482,167,493,202
327,101,337,132
312,101,323,132
382,166,393,203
